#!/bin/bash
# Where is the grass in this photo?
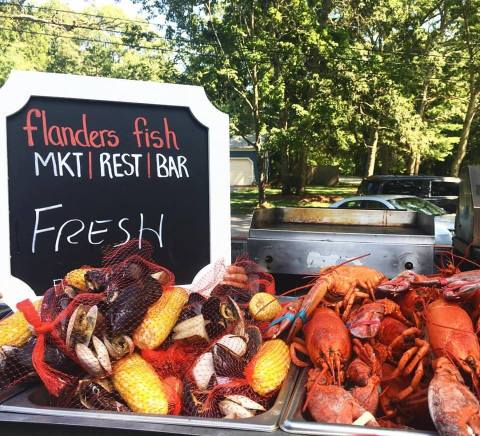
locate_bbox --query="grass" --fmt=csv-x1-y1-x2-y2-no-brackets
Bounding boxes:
231,184,359,214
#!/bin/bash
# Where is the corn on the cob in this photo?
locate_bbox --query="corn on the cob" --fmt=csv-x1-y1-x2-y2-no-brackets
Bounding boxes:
133,287,188,349
0,299,42,347
245,339,290,396
248,293,282,322
112,353,169,414
65,268,90,292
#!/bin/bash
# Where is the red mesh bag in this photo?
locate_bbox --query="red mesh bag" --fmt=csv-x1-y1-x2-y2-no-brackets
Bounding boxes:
6,240,288,419
14,240,175,399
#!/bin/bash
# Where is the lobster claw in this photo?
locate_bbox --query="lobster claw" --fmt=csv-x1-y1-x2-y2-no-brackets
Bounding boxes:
442,280,480,300
264,299,304,340
376,270,419,295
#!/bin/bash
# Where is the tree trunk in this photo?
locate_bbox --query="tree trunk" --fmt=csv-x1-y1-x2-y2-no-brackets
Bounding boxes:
450,80,479,176
365,126,379,177
280,147,291,195
294,142,308,194
414,154,421,175
408,153,416,175
257,152,267,205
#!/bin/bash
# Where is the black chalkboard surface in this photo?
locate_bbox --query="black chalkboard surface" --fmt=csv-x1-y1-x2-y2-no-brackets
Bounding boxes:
7,96,210,292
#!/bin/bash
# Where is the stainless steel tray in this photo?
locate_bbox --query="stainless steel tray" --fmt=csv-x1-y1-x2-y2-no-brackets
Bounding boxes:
280,369,435,436
0,366,298,432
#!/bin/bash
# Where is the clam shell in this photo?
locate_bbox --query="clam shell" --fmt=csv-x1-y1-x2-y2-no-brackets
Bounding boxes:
103,335,134,360
66,305,97,349
92,336,111,373
216,334,247,357
219,399,254,418
192,352,215,390
213,344,245,378
75,343,104,377
225,395,265,411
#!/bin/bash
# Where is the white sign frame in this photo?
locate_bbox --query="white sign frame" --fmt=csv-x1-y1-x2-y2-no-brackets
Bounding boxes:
0,70,231,303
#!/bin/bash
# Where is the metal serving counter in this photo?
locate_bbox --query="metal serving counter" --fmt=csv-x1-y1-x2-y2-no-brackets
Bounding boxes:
248,208,436,277
0,367,298,434
281,370,434,436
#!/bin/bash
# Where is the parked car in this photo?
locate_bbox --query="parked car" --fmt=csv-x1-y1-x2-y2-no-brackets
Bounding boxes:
330,195,455,245
357,175,460,213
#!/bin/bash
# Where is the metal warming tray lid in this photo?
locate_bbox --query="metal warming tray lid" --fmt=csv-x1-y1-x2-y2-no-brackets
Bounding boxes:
249,208,435,244
248,208,435,277
454,166,480,257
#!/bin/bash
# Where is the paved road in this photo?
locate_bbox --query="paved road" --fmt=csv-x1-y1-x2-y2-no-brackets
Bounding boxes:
231,213,252,239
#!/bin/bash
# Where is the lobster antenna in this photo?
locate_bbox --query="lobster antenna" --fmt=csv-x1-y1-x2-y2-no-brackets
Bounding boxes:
280,253,371,296
435,248,480,269
280,282,315,296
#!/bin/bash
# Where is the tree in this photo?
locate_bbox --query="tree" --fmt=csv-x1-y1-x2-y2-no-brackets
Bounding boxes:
0,1,178,84
449,0,480,176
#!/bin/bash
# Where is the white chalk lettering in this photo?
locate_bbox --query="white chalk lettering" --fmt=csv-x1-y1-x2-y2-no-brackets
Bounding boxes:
88,220,112,245
178,155,189,177
31,204,165,252
55,219,85,252
114,218,131,247
32,203,63,253
100,153,112,178
34,152,84,177
155,154,189,178
34,152,57,176
100,153,143,178
57,152,76,177
138,212,164,249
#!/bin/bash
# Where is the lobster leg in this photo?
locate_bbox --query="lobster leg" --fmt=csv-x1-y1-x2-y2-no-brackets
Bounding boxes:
403,339,430,376
383,347,419,381
342,290,370,321
289,338,311,368
395,360,424,401
387,327,422,356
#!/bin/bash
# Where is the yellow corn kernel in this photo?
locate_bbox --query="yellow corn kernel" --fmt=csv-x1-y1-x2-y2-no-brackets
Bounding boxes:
245,339,290,396
0,299,42,347
65,268,90,292
248,293,282,322
112,353,168,414
133,287,188,349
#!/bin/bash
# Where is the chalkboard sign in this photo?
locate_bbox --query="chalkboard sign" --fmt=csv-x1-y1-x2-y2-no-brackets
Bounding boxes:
0,71,230,295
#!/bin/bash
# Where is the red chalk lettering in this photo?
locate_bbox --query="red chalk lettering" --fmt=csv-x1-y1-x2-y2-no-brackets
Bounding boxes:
47,125,64,146
23,108,41,146
133,117,147,147
163,118,179,150
74,114,90,147
41,110,49,145
60,127,76,146
150,130,164,148
107,131,119,148
89,131,100,147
